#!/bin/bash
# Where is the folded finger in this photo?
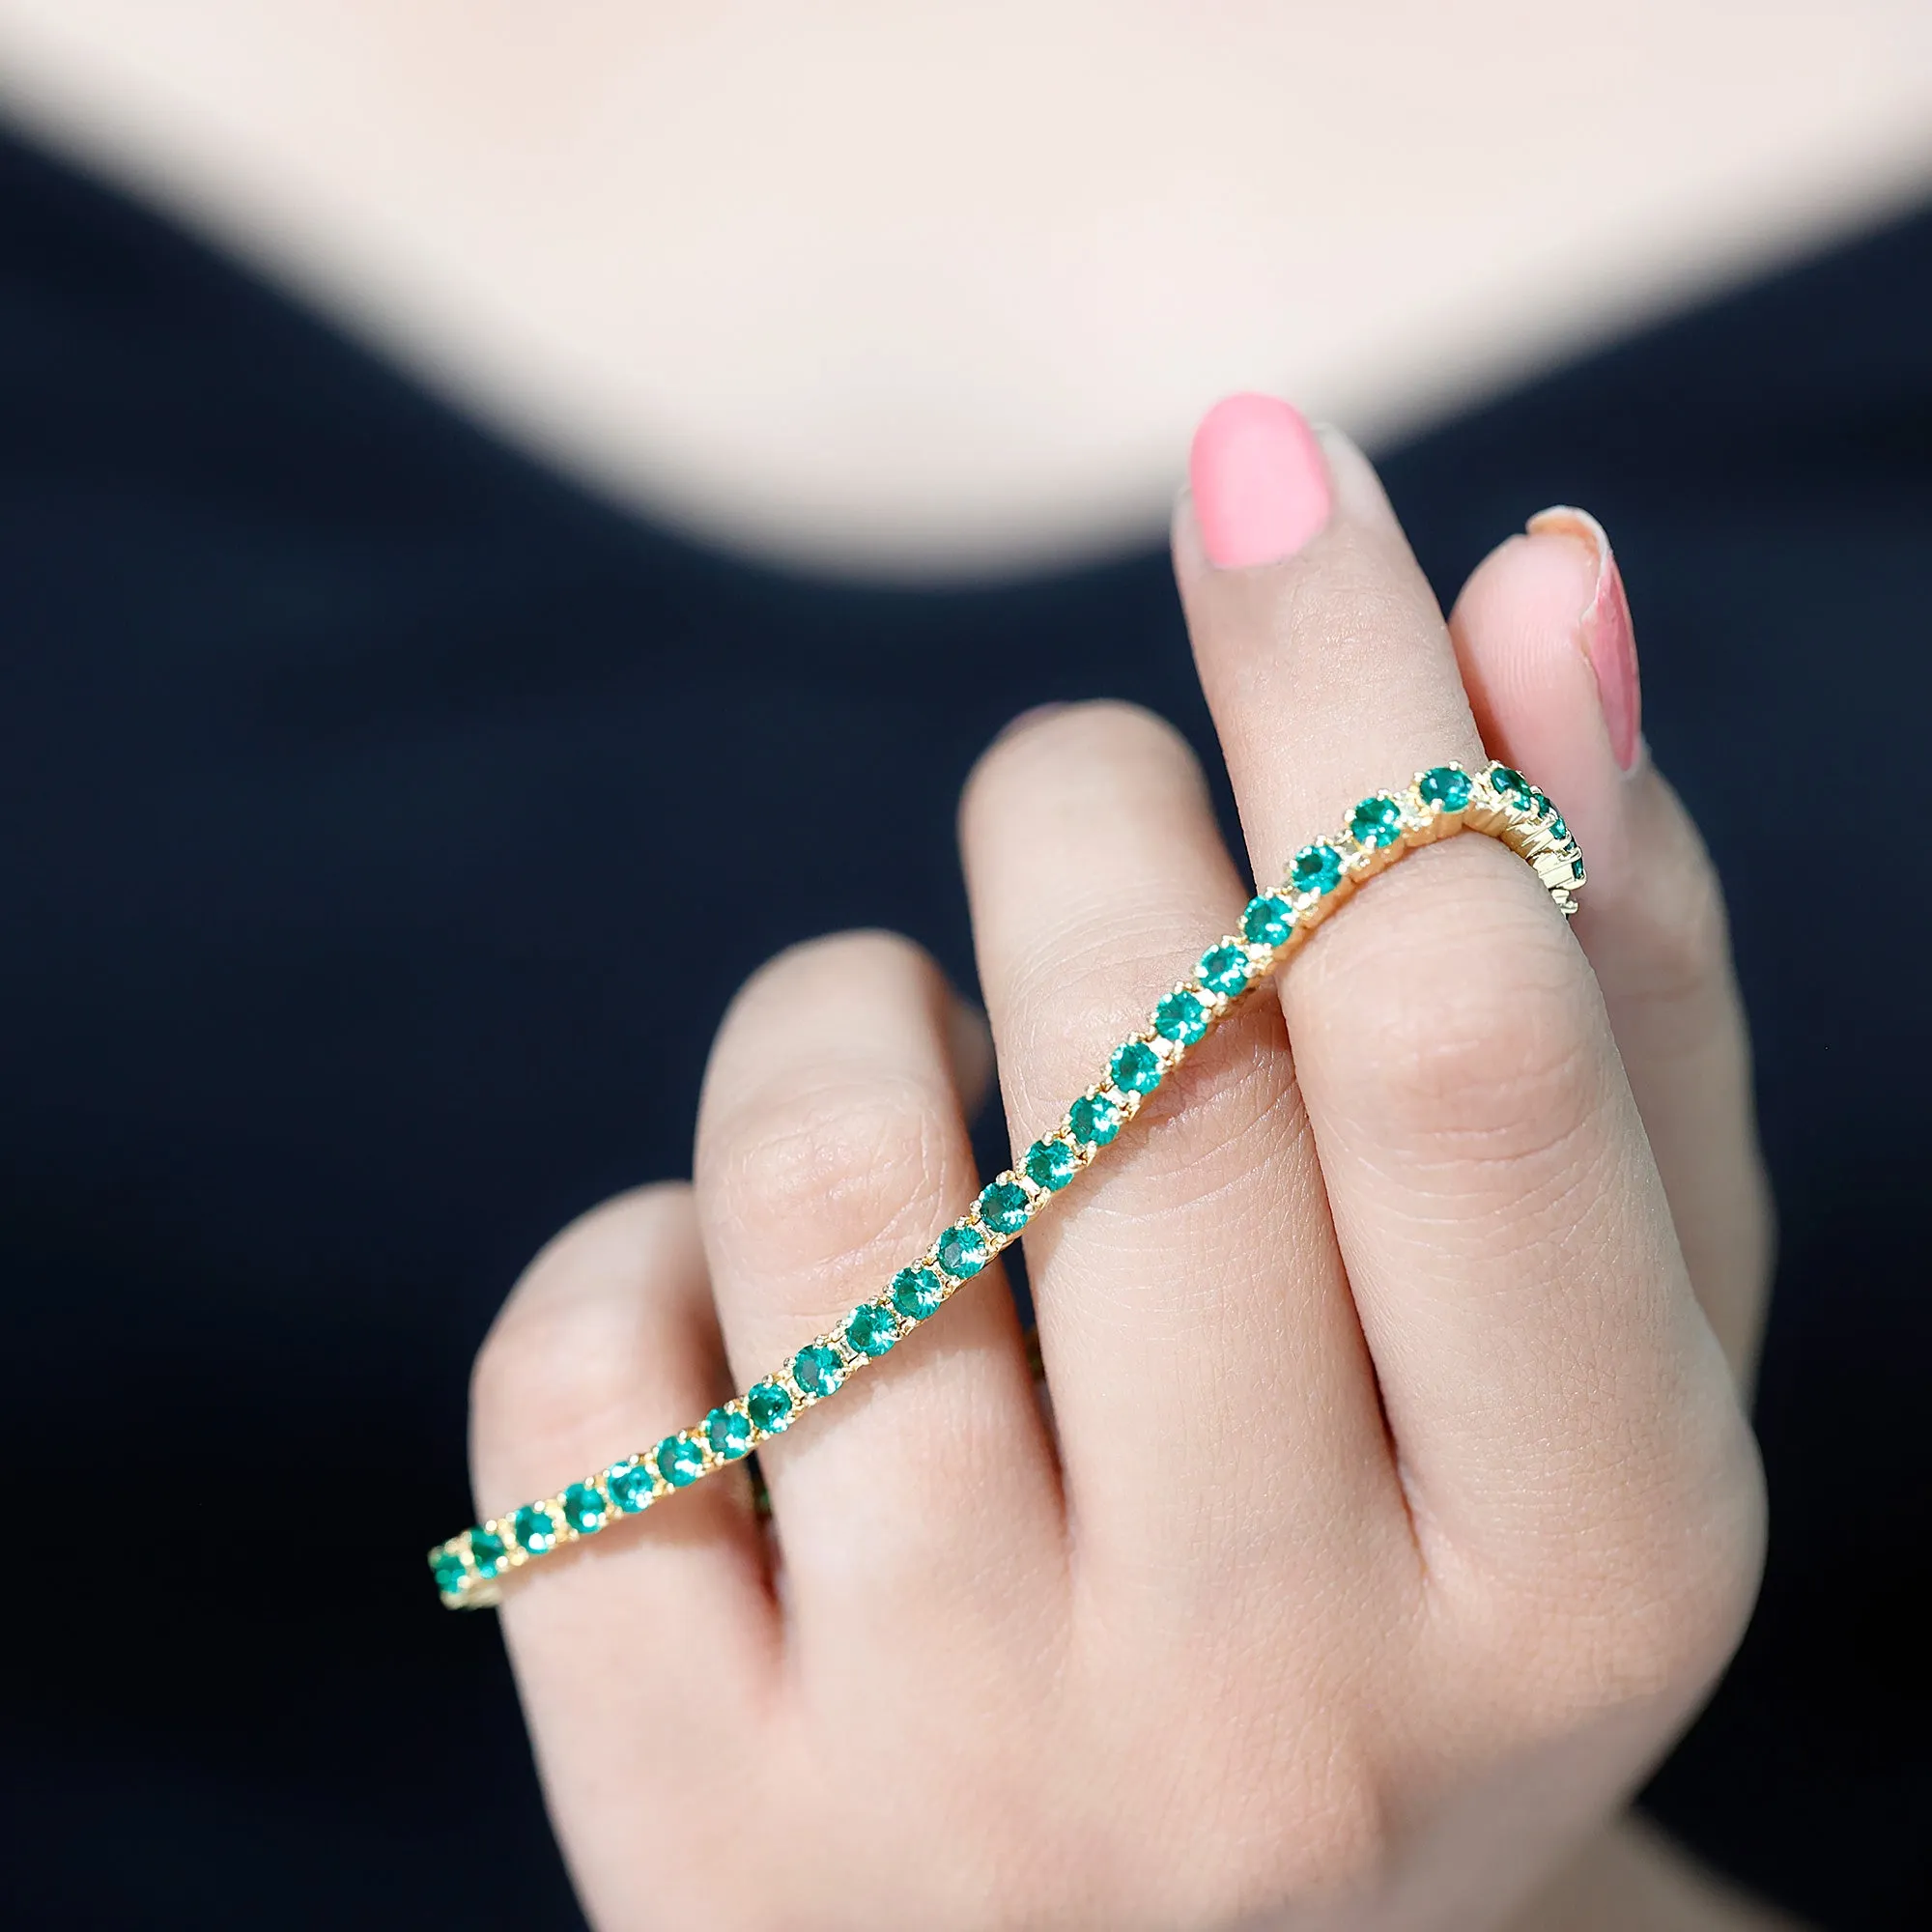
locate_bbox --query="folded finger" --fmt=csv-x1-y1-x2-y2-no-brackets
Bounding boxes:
469,1185,773,1917
957,699,1405,1602
692,931,1063,1654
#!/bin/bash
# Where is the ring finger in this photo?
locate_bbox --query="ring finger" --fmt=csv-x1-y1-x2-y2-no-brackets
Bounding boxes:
692,930,1064,1654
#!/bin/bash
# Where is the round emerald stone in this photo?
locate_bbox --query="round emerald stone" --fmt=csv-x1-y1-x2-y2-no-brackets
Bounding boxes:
1153,990,1208,1045
1548,813,1569,841
891,1265,946,1321
1418,765,1471,812
1290,842,1343,895
606,1460,654,1511
1529,790,1552,819
656,1435,704,1488
792,1343,844,1399
1198,943,1251,997
1109,1039,1163,1094
468,1528,506,1577
1241,895,1293,947
846,1303,898,1356
562,1482,607,1534
1350,795,1403,848
937,1222,990,1278
1571,857,1586,880
705,1406,753,1460
976,1181,1030,1237
1069,1092,1122,1147
513,1504,556,1554
1025,1137,1078,1191
431,1548,469,1595
747,1381,793,1434
1492,764,1531,804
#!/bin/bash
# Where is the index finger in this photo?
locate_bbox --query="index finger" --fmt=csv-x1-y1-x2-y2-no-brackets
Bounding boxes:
1175,400,1752,1587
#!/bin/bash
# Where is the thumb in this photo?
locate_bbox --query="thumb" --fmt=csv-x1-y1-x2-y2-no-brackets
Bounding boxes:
1449,508,1773,1384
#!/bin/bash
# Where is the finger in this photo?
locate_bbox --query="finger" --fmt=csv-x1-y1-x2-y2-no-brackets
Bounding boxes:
958,700,1408,1598
691,930,1062,1650
469,1185,772,1918
1174,400,1753,1581
1448,511,1773,1383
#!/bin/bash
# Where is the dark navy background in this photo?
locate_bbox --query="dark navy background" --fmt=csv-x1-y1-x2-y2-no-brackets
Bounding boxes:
2,128,1926,1927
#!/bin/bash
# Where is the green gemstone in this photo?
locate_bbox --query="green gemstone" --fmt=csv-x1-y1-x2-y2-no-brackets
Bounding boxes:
792,1343,844,1399
1110,1038,1163,1094
1350,794,1403,848
1492,764,1531,804
976,1181,1031,1237
747,1381,793,1434
1528,790,1552,819
1548,812,1569,841
1572,857,1586,880
846,1302,899,1356
656,1435,704,1488
562,1481,607,1534
1199,943,1252,997
1290,842,1343,895
1069,1092,1122,1147
606,1460,654,1511
1024,1137,1078,1192
890,1265,946,1321
513,1504,556,1554
431,1548,469,1595
468,1527,506,1577
1153,990,1208,1045
1418,765,1471,812
936,1222,990,1278
705,1406,753,1460
1241,895,1293,947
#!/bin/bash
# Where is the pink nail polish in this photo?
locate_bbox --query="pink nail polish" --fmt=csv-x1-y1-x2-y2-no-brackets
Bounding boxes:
1188,394,1331,569
1526,505,1642,772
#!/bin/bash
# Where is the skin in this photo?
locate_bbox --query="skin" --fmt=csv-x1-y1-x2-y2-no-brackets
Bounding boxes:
0,13,1844,1916
469,434,1780,1929
0,3,1927,568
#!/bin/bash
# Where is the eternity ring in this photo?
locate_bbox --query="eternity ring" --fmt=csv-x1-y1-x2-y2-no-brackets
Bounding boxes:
431,760,1583,1608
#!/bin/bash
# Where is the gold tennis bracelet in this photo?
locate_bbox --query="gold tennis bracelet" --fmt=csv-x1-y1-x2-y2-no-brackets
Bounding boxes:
431,760,1584,1608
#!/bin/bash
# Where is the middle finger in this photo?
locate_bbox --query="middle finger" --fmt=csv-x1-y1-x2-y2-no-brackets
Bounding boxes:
959,702,1407,1598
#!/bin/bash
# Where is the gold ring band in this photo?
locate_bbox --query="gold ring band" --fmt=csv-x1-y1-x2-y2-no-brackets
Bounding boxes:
431,760,1583,1607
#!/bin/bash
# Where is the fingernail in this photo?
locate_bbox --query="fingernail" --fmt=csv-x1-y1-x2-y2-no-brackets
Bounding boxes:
1188,393,1331,568
1527,505,1642,771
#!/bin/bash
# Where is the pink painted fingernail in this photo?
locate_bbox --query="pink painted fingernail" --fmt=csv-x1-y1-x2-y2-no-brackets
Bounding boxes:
1188,394,1331,568
1527,505,1642,771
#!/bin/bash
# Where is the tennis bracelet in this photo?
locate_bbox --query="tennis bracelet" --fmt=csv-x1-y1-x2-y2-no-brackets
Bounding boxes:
431,759,1584,1608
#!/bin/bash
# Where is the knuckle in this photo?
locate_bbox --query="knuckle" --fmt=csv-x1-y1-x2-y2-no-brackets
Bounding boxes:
470,1184,692,1462
731,926,933,1025
1328,880,1605,1174
712,1069,949,1280
963,698,1201,830
1483,1426,1767,1736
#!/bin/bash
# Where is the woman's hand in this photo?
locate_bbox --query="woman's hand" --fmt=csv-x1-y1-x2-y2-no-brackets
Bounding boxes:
469,411,1770,1930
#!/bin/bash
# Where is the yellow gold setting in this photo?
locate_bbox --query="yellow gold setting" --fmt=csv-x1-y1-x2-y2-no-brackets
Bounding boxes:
431,760,1583,1608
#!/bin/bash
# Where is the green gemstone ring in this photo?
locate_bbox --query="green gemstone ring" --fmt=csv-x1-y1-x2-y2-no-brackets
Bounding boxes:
431,760,1584,1607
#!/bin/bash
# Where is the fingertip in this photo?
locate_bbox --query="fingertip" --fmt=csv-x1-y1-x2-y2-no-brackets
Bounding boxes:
1184,393,1330,569
1449,521,1633,890
471,1182,711,1510
1450,528,1601,740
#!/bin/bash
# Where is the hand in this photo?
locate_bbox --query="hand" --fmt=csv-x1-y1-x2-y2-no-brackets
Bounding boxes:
469,418,1770,1930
